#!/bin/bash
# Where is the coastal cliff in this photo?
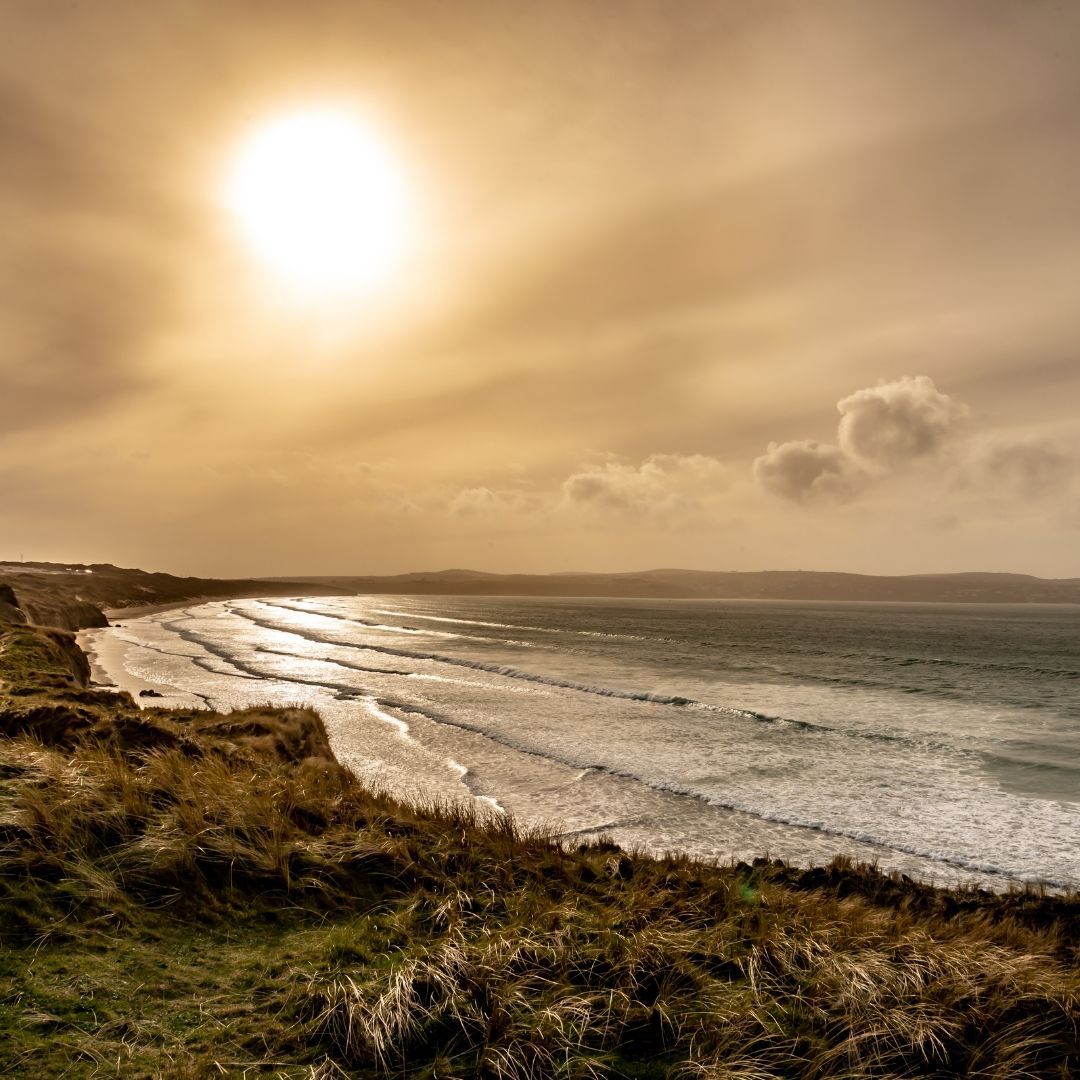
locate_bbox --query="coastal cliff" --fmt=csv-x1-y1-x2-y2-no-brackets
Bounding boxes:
0,591,338,768
0,560,344,632
1,579,1077,1078
0,584,27,626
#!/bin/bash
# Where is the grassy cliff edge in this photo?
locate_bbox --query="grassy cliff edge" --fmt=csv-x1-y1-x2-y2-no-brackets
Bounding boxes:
1,581,1077,1078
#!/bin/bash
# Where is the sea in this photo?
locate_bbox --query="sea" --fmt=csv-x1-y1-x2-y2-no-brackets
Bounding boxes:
79,595,1080,891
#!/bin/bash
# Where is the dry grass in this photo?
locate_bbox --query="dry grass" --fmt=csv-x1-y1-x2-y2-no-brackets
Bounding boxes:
1,615,1078,1077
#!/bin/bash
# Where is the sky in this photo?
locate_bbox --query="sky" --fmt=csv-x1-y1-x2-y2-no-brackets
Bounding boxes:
2,0,1079,578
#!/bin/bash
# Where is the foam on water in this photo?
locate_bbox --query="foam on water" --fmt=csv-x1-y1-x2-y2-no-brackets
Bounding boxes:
80,595,1080,890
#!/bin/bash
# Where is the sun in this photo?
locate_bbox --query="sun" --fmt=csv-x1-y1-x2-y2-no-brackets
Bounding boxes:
223,107,411,297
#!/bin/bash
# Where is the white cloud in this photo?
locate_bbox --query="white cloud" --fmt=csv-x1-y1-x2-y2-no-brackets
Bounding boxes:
836,375,969,469
757,375,968,501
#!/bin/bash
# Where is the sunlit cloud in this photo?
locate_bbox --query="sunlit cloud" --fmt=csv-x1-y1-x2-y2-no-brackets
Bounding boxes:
756,376,968,502
836,376,969,471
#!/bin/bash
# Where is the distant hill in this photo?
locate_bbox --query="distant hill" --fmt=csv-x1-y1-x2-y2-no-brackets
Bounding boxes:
266,568,1080,604
0,562,340,630
4,562,1077,630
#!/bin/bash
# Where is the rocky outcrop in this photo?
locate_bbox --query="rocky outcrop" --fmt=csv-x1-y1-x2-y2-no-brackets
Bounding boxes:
0,585,27,626
17,597,108,631
36,628,93,688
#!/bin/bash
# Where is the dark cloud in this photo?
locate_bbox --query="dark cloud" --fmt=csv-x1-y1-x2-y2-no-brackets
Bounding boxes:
752,440,862,503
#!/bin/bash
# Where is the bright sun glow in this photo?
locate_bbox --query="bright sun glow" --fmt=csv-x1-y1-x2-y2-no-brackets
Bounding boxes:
224,107,411,297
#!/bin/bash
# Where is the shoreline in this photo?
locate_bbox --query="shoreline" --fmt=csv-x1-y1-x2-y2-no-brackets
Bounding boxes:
103,590,345,622
79,614,211,710
84,594,1079,895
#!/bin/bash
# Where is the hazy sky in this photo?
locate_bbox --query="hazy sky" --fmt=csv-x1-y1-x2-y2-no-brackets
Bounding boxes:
2,1,1079,577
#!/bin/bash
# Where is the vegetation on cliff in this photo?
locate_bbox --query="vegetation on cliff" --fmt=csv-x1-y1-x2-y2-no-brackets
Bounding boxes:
1,586,1078,1078
0,561,340,631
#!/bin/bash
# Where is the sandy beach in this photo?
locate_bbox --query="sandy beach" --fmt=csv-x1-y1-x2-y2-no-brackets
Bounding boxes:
88,592,332,708
78,616,209,710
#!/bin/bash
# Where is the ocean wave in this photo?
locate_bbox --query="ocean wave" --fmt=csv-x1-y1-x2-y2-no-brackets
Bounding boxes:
980,751,1080,780
445,756,505,813
234,608,700,701
161,618,377,698
252,600,538,648
117,632,264,685
677,638,1080,682
371,698,1077,889
844,651,1080,679
141,620,1080,800
112,608,1078,889
98,598,1079,893
229,607,971,752
370,608,561,633
370,606,651,641
256,645,416,679
300,601,1080,688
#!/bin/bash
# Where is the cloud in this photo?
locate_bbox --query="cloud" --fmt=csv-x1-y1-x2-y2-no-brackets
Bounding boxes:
965,437,1073,499
756,375,968,502
0,80,197,435
836,376,969,469
441,456,729,521
562,454,727,516
446,486,543,518
448,487,504,516
752,440,864,503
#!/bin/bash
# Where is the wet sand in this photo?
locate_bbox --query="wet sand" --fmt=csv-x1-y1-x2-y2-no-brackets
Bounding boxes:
78,618,207,710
